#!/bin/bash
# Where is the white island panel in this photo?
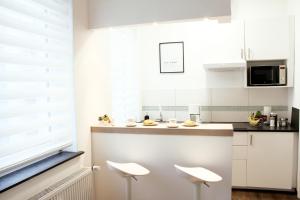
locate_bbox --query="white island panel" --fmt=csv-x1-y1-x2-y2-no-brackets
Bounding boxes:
92,128,232,200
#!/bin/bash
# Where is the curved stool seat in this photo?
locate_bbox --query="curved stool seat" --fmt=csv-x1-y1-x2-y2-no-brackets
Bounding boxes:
174,164,222,200
174,164,222,183
107,160,150,177
107,160,150,200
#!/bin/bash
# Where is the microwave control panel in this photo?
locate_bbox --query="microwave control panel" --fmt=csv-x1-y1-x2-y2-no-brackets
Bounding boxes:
279,65,287,85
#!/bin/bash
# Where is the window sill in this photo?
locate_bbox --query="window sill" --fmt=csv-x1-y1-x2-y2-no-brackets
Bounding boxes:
0,151,84,193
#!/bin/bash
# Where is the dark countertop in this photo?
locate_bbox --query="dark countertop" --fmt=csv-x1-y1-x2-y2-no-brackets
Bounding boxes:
232,122,299,132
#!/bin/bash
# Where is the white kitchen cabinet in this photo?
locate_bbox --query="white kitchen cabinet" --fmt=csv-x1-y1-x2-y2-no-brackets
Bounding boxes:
232,131,298,190
233,146,247,160
232,160,247,187
204,16,294,62
203,17,295,87
232,132,248,188
243,16,295,87
203,20,244,63
233,132,248,145
247,132,296,189
244,17,293,61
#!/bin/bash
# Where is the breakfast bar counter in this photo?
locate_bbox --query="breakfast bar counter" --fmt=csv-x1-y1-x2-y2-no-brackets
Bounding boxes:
91,123,233,200
91,123,233,136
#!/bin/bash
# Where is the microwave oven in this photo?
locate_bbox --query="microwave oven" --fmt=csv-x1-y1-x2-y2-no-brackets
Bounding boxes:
247,64,287,86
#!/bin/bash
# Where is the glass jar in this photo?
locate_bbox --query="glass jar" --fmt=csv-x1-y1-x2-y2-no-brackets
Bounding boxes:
270,116,275,127
281,118,287,127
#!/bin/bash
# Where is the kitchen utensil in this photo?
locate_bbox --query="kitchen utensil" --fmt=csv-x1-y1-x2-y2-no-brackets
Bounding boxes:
263,106,272,121
189,104,201,123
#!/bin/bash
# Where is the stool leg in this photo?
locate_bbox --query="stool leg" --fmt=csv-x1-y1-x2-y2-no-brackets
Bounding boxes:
194,182,202,200
125,177,132,200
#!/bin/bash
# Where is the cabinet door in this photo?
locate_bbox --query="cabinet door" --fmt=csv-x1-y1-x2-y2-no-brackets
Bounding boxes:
247,132,294,189
204,20,244,62
233,132,248,146
232,160,247,187
245,17,291,60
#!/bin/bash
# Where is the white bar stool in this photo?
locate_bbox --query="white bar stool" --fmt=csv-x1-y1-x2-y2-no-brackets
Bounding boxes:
174,164,222,200
107,160,150,200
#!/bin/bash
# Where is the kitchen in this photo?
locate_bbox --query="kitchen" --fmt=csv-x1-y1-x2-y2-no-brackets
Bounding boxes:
89,13,299,199
0,0,300,200
87,0,300,199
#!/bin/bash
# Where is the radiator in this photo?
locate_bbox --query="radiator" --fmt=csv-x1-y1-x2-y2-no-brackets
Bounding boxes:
28,168,94,200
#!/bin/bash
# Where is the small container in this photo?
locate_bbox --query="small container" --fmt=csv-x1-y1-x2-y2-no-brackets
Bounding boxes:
270,116,275,127
167,118,178,128
168,118,177,125
144,113,150,120
281,118,287,127
270,113,278,127
263,106,272,121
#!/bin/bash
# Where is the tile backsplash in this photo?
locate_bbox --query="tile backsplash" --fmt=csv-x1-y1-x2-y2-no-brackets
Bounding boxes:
142,88,289,122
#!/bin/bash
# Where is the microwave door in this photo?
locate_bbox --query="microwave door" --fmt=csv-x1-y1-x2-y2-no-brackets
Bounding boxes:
251,66,275,85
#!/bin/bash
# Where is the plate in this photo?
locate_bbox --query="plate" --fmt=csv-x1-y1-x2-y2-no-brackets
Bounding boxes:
182,123,198,127
143,122,158,126
167,124,179,128
126,124,137,127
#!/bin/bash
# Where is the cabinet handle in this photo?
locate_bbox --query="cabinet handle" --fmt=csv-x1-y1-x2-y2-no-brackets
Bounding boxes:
250,135,253,145
241,49,244,59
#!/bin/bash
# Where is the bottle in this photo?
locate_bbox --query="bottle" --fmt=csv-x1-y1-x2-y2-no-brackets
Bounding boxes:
270,113,278,127
144,113,149,120
270,116,275,127
263,106,272,122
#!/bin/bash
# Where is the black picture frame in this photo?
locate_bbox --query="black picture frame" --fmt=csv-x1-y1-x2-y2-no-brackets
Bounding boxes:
159,41,184,73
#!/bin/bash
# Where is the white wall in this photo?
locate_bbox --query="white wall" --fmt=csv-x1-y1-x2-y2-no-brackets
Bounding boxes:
73,0,112,166
88,0,231,28
288,0,300,109
133,20,290,122
287,0,300,197
138,20,245,90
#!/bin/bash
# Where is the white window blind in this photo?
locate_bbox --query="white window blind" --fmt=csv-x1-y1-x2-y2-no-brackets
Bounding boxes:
0,0,74,173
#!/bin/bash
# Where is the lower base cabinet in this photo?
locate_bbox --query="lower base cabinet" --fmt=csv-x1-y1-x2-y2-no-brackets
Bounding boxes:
232,160,247,187
232,132,298,190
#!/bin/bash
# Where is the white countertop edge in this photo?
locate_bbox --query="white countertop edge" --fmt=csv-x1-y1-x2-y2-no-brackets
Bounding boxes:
91,123,233,136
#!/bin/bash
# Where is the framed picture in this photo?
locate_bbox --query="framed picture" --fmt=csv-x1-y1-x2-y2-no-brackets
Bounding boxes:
159,42,184,73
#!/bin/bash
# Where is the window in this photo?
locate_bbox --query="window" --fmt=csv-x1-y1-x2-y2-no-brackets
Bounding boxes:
0,0,75,174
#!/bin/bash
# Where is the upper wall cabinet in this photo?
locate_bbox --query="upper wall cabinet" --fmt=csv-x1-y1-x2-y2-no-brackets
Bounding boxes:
203,16,295,87
203,20,247,71
204,20,245,63
244,17,294,61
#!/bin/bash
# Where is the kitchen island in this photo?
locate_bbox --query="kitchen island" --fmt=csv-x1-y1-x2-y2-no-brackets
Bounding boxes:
91,123,233,200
